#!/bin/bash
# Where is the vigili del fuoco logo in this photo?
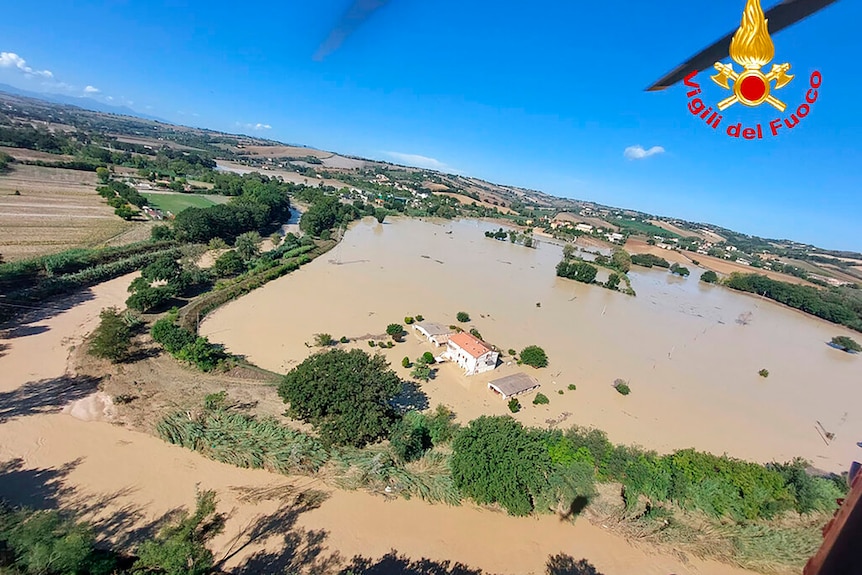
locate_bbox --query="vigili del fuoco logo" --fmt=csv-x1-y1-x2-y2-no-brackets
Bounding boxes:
685,0,821,139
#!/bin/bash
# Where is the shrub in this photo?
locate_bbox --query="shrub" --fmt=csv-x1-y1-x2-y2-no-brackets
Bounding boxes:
386,323,404,339
404,316,414,324
508,398,521,413
368,340,376,347
176,337,229,372
88,307,132,362
508,348,517,356
533,393,550,405
558,390,564,395
520,345,548,368
422,351,435,364
613,379,631,395
415,314,424,321
759,369,770,378
402,356,411,368
411,363,431,381
456,311,470,322
568,384,577,391
214,250,246,277
469,327,483,340
339,336,349,343
314,333,335,347
151,317,196,354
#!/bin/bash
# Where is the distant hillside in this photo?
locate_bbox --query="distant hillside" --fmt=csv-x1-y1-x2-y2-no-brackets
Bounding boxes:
0,83,167,122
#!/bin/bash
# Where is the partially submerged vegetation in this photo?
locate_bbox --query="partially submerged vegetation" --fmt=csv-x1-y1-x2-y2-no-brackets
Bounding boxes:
723,272,862,332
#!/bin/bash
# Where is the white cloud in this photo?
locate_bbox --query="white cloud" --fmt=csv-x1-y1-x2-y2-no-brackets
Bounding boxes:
382,151,448,171
624,145,665,160
236,122,272,131
84,85,100,93
0,52,53,78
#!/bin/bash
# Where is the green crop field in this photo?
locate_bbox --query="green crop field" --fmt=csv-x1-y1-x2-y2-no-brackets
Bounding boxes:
141,192,221,214
614,218,681,238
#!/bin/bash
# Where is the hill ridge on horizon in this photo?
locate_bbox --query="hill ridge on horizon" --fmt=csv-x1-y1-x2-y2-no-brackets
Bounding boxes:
1,88,858,257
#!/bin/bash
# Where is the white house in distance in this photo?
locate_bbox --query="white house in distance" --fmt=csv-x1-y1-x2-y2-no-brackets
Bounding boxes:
443,331,499,376
413,322,451,347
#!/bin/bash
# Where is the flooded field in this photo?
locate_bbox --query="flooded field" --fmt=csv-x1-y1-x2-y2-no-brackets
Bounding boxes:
203,217,862,473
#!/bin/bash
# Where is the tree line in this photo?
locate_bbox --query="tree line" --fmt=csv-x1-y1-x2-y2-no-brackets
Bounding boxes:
723,272,862,332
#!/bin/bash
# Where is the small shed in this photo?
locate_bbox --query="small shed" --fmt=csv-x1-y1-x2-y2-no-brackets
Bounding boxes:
488,373,540,400
413,322,451,346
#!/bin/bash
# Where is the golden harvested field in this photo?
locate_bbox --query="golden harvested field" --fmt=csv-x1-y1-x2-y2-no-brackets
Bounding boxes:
647,219,722,242
0,164,139,261
0,145,77,163
433,191,515,214
241,145,332,158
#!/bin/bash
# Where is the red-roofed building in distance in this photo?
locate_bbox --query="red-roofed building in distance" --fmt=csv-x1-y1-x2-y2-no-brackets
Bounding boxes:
444,331,499,376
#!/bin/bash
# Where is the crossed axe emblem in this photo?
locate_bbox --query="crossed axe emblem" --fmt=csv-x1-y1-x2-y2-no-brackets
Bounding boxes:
711,62,794,111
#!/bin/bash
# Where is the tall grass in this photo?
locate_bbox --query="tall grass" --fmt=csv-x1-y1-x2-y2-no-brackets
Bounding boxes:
329,446,461,505
157,409,328,474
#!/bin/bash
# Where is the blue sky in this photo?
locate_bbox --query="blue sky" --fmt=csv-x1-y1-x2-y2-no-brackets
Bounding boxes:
1,1,860,250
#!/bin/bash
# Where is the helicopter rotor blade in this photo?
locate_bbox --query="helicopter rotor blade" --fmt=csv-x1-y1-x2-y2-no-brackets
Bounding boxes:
645,0,840,91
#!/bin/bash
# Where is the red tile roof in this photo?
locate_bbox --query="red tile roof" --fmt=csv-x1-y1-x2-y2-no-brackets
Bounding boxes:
448,331,492,358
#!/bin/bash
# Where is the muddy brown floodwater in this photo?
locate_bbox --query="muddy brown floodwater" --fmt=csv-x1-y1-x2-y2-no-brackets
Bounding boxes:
2,216,859,575
203,216,861,474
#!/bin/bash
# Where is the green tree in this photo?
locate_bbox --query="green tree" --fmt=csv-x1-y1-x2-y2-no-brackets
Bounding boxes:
611,248,632,273
142,254,180,282
451,416,553,515
151,224,175,241
670,263,690,277
700,270,719,283
831,335,861,352
96,166,110,183
88,307,132,362
421,351,435,364
520,345,548,368
0,507,116,575
605,272,621,290
533,393,549,405
234,231,261,261
402,356,411,368
556,260,598,284
114,205,135,220
386,323,404,339
562,244,575,260
133,490,224,575
508,398,521,413
213,250,246,277
456,311,470,322
278,349,402,447
126,284,175,313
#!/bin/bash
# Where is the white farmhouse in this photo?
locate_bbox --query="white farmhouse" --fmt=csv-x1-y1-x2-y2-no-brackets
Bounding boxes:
443,332,499,376
575,223,593,233
413,322,451,347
